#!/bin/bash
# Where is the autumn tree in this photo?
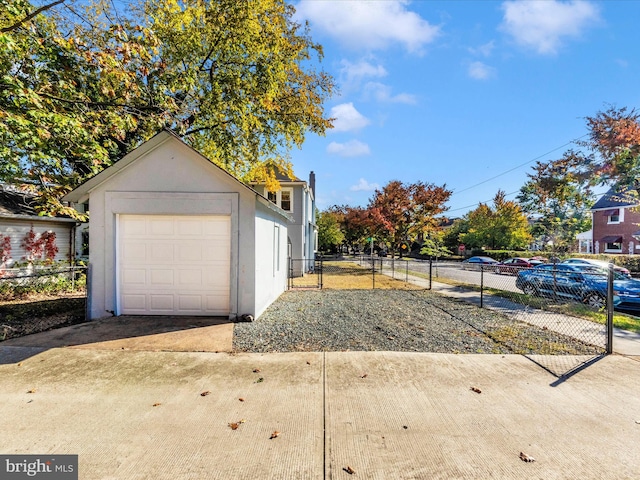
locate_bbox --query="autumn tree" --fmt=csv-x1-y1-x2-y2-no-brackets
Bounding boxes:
368,180,451,258
460,191,531,250
0,0,335,215
518,151,594,251
316,208,344,254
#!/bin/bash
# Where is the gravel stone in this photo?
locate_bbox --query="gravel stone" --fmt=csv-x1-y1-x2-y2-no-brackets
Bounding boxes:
233,289,598,355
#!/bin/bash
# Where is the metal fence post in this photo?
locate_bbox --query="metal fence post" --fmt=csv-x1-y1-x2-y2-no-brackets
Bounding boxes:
429,258,432,290
405,260,408,283
372,257,375,289
480,265,484,308
607,263,614,354
319,257,323,289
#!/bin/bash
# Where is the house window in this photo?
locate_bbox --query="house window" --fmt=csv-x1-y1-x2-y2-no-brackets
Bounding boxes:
606,242,622,252
606,208,621,224
267,188,293,212
280,190,292,211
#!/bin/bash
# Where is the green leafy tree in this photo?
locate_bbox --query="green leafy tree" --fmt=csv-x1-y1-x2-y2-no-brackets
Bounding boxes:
518,151,594,251
461,191,531,250
316,208,344,254
0,0,335,216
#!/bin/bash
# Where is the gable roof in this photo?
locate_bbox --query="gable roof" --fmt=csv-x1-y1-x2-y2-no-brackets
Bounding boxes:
591,187,639,211
61,130,291,220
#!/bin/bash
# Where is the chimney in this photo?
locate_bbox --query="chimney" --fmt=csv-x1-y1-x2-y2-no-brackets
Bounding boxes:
309,171,316,198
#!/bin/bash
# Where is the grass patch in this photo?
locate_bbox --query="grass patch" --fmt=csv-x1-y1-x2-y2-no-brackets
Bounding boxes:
423,273,640,334
311,262,424,290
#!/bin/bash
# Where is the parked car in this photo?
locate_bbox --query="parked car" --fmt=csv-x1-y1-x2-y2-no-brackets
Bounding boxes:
515,263,640,310
561,258,631,278
494,257,534,275
461,256,499,270
378,250,388,257
527,256,548,266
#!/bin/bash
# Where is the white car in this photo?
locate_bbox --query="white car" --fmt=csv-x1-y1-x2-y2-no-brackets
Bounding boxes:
561,258,631,277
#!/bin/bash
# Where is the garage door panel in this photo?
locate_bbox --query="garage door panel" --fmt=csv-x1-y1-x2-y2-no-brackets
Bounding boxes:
122,294,147,311
150,269,174,285
119,215,230,316
123,269,146,285
150,295,174,311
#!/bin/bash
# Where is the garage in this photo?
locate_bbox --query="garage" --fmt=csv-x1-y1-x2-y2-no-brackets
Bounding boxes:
118,214,231,315
62,130,290,321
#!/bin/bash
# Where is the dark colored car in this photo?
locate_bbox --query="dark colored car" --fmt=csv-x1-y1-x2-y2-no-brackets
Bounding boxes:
461,256,498,270
515,263,640,310
494,257,534,275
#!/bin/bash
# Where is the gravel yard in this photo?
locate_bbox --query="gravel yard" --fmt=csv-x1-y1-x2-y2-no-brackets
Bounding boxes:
233,289,598,355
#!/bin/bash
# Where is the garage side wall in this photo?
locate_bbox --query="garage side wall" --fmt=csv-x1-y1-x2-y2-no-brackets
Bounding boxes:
253,202,288,318
85,139,257,320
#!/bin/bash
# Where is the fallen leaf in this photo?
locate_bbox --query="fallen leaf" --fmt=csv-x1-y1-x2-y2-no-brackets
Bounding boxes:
152,403,161,407
229,422,239,430
201,391,211,396
17,362,22,367
270,431,280,439
519,452,535,463
27,389,36,394
360,373,368,378
470,387,482,394
306,361,311,365
343,466,355,475
256,377,264,383
253,368,261,373
239,398,245,402
403,425,408,430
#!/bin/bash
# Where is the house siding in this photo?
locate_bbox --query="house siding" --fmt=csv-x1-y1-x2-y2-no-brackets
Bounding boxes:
0,218,73,264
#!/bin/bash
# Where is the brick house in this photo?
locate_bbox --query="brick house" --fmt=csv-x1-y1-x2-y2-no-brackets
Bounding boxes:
588,187,640,255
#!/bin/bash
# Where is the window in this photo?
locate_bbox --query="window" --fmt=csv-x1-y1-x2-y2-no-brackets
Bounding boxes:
280,190,292,211
606,208,621,224
266,188,293,212
606,241,622,252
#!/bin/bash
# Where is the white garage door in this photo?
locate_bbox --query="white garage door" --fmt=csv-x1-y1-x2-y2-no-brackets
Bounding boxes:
118,215,231,315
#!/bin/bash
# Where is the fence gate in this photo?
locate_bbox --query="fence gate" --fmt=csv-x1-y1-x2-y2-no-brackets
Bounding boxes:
288,258,322,289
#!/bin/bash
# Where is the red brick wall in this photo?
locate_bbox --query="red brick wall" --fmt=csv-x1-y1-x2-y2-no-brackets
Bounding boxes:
592,207,640,254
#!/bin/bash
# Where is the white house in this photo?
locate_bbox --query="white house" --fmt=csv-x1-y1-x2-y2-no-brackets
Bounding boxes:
63,130,290,320
251,171,317,276
0,188,77,265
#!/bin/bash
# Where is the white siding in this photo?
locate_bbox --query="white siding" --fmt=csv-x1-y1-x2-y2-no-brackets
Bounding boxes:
0,218,73,264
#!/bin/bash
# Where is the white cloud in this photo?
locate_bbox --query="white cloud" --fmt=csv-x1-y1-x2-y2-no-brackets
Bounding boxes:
364,82,417,104
295,0,440,53
340,59,388,85
350,178,380,191
327,140,371,158
469,40,495,57
330,103,370,132
500,0,600,55
468,61,495,80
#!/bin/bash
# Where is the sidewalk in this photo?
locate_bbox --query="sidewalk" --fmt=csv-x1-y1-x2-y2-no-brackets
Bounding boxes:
1,346,639,479
400,273,640,356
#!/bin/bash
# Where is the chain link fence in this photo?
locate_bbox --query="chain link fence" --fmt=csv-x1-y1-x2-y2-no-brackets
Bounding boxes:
0,265,87,299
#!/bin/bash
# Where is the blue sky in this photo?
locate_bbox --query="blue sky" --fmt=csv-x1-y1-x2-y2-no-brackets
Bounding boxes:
288,0,640,216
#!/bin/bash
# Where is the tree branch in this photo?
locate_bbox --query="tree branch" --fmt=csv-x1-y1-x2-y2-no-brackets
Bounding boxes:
1,0,67,33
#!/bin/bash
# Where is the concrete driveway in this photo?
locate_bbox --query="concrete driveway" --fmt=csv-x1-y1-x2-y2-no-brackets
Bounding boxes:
1,316,234,352
1,344,639,479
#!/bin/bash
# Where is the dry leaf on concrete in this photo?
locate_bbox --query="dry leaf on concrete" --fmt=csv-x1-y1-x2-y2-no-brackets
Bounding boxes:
256,377,264,383
152,403,161,407
343,466,355,475
201,391,211,396
229,422,239,430
26,389,36,394
270,431,280,439
360,373,368,378
519,452,535,462
470,387,482,394
239,398,245,402
253,368,261,373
